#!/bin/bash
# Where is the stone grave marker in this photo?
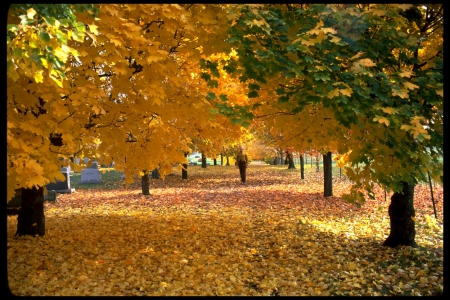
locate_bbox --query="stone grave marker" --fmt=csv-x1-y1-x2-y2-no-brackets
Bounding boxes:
80,168,102,184
46,167,75,194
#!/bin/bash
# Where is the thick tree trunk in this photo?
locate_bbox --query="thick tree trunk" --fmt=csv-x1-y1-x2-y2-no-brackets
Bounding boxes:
288,152,295,169
226,156,230,166
141,172,150,195
201,153,207,168
383,181,417,248
300,154,305,179
16,187,45,236
151,168,160,179
214,158,217,166
323,152,333,197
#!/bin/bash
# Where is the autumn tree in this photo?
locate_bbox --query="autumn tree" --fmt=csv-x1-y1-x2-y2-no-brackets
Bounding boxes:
203,4,443,247
7,4,243,234
7,4,100,236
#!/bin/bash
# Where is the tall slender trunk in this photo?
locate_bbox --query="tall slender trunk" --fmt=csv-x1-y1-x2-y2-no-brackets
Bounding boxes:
300,154,305,179
383,181,417,247
226,156,230,166
323,152,333,197
220,153,223,166
182,153,188,179
16,187,45,236
141,172,150,195
201,153,207,168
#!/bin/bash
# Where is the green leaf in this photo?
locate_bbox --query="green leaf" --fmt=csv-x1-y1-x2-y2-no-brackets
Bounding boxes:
200,72,211,82
248,83,260,91
206,92,216,101
248,91,259,98
207,80,219,88
40,31,51,42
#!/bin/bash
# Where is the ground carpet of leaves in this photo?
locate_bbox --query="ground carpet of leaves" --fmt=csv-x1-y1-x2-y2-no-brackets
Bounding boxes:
7,165,443,296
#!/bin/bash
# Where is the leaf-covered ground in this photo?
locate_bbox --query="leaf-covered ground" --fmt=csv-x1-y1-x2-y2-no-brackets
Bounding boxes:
7,164,443,296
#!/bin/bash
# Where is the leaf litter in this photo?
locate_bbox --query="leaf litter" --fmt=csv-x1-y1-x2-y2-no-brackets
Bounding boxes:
7,165,443,296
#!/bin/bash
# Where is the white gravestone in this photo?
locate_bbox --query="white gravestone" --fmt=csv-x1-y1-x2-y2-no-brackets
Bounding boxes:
80,168,102,184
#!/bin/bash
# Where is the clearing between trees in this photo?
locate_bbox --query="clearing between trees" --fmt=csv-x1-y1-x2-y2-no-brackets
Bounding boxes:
7,165,443,296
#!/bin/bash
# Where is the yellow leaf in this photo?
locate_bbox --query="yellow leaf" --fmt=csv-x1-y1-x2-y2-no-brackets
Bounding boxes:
358,58,376,67
373,116,390,126
327,88,340,99
399,70,413,78
381,107,396,114
340,88,353,97
392,88,409,99
34,71,44,84
26,8,36,19
404,82,419,90
88,24,99,35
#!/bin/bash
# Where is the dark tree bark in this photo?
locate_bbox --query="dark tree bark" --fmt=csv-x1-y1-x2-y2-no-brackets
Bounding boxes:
182,152,188,179
16,187,45,236
220,153,223,166
151,168,160,179
323,152,332,197
287,152,296,169
201,153,207,168
226,156,230,166
383,181,417,248
214,158,217,166
182,163,188,179
141,172,150,195
300,154,305,179
288,153,295,169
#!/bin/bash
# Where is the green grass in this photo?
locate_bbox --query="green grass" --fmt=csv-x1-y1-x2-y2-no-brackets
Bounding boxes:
69,168,124,190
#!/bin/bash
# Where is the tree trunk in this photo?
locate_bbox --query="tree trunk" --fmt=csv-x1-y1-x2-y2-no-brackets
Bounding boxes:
214,158,217,166
300,154,305,179
316,154,320,172
182,153,188,179
201,153,207,168
141,172,150,195
151,168,160,179
383,181,417,248
220,153,223,166
323,152,333,197
288,152,296,169
16,187,45,236
279,148,284,166
226,156,230,166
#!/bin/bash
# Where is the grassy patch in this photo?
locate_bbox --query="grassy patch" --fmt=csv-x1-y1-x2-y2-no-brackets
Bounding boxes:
70,168,124,190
